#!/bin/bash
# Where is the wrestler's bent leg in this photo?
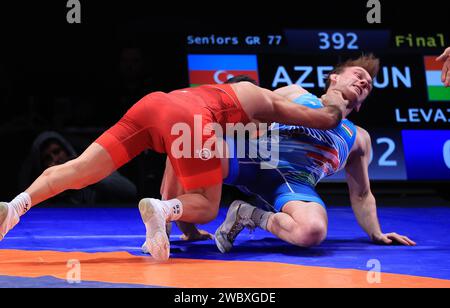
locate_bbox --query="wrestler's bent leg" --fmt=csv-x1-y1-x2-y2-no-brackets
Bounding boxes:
267,201,328,247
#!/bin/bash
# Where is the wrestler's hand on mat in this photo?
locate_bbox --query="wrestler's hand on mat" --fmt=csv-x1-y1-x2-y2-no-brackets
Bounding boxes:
372,232,417,246
436,47,450,87
180,229,214,242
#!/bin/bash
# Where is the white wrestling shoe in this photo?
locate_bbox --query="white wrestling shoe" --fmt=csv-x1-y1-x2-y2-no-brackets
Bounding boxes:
141,222,172,254
0,202,20,241
139,198,170,261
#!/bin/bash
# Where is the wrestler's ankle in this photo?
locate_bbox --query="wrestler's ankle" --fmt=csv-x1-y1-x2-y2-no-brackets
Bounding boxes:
160,199,183,222
9,192,32,217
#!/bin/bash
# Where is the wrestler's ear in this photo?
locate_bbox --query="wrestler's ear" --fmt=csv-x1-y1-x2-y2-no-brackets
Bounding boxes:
329,74,339,86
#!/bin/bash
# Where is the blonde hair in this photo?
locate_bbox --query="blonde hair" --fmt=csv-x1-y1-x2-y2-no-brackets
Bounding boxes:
325,54,380,91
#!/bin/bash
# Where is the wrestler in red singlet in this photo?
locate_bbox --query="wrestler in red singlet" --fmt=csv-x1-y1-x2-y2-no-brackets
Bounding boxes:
95,84,249,190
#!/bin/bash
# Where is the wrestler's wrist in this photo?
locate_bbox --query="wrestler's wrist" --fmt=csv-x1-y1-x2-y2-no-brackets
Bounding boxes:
370,231,383,241
325,105,343,123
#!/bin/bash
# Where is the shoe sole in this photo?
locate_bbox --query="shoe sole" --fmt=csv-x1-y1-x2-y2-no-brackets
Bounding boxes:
214,200,243,253
141,222,172,254
214,231,227,254
139,198,170,261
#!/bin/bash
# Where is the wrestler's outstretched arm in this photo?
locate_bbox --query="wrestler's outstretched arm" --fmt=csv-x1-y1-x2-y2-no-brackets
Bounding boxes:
345,127,416,246
257,87,348,130
437,47,450,87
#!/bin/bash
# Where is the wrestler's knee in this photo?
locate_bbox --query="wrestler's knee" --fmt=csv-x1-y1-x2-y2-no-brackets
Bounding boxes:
291,219,327,248
183,183,221,223
201,203,220,223
191,194,220,223
41,163,80,192
42,165,58,178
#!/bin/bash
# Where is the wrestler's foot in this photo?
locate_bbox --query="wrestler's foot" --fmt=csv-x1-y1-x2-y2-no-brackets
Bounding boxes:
215,200,256,253
0,202,20,241
141,222,172,254
139,198,170,261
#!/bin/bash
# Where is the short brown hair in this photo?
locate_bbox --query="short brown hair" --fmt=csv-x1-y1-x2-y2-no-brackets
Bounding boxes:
225,75,258,85
325,54,380,91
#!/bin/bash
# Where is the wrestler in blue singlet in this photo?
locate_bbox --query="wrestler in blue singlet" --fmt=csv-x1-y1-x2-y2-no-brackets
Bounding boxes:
224,93,358,212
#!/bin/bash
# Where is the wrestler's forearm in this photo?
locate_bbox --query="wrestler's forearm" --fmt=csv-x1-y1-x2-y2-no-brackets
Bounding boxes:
176,221,201,235
350,193,383,239
269,98,342,129
296,105,343,129
295,104,342,129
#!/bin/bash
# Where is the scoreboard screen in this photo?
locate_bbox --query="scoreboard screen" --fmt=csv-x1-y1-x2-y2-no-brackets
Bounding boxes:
185,29,450,181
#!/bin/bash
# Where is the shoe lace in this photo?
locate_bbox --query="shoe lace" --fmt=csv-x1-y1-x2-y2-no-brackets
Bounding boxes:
240,216,256,232
227,214,256,242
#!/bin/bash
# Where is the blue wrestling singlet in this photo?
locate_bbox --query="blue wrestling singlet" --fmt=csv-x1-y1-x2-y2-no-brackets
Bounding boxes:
224,93,358,212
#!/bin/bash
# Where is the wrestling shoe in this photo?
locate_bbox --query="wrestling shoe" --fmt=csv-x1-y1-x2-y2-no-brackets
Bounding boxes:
139,198,170,261
215,200,256,253
0,202,20,241
141,222,172,254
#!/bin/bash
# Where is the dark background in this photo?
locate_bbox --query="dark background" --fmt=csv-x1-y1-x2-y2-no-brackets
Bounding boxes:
0,1,449,205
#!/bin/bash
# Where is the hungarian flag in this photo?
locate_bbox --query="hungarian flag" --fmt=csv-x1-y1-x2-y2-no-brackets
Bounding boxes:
424,56,450,101
188,55,259,87
341,122,354,139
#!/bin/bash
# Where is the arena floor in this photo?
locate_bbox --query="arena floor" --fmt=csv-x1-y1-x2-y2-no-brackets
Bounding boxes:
1,205,449,288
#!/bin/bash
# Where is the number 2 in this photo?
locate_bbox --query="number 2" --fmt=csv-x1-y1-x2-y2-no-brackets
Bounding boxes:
444,140,450,169
347,33,359,49
377,138,397,167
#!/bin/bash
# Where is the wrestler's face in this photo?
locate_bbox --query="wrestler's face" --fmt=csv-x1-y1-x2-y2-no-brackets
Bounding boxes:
328,66,373,114
41,142,69,168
